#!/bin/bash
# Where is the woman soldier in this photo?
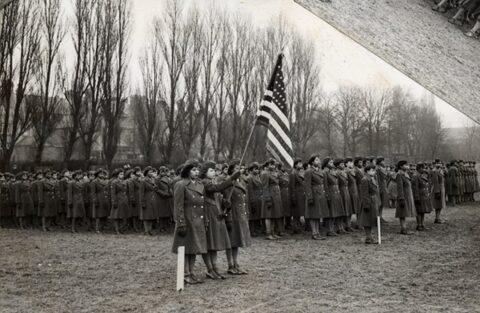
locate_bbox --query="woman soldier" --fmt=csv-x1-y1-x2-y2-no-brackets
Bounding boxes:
304,155,328,240
84,171,96,231
0,173,10,228
260,158,283,240
172,160,208,284
396,160,415,235
246,162,263,237
110,168,131,234
156,166,173,233
91,169,110,233
289,158,307,234
323,158,346,236
200,161,240,279
58,170,71,228
412,163,433,231
67,170,87,233
140,167,161,235
223,159,251,275
335,159,354,232
278,162,291,234
431,159,446,224
359,164,380,244
345,158,360,231
37,170,59,232
15,171,34,229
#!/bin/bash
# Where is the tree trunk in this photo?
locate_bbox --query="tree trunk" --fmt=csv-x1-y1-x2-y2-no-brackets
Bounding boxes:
35,140,45,164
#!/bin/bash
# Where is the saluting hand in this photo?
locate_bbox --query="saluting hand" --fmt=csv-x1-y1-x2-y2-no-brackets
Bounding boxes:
177,225,187,237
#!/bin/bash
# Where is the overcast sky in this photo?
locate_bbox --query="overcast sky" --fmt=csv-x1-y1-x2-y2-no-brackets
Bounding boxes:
64,0,474,128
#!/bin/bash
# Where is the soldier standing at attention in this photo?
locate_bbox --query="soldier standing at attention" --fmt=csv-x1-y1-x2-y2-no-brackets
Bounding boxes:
323,158,345,236
37,170,58,232
109,169,130,235
139,167,160,236
15,172,34,229
431,159,446,224
260,158,284,240
223,160,251,275
447,161,459,206
289,158,307,234
335,159,354,232
345,158,359,231
246,162,263,237
91,169,110,233
67,170,87,233
395,161,415,235
156,166,173,233
359,164,379,244
172,160,208,285
376,157,389,224
277,162,291,234
304,155,328,240
411,163,433,231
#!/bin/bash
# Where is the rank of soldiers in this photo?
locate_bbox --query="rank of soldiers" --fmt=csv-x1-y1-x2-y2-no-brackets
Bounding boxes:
0,157,478,284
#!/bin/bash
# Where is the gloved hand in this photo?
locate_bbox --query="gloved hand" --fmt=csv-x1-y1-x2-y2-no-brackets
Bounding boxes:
434,193,441,200
307,198,313,205
398,198,406,209
226,221,233,231
177,225,187,237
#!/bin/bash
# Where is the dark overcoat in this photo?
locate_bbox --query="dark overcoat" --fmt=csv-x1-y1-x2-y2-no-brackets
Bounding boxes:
15,181,34,217
224,179,252,248
139,178,160,221
412,172,433,214
37,179,59,217
325,170,345,218
347,169,360,215
246,174,263,220
260,170,283,219
91,178,110,218
338,171,353,216
395,170,415,218
171,179,208,255
447,166,459,196
358,175,379,227
202,177,232,251
67,180,86,218
279,172,291,217
109,179,130,220
156,176,172,218
304,168,329,219
289,169,306,218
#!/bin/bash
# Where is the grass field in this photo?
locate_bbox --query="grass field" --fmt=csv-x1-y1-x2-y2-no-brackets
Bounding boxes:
1,204,480,313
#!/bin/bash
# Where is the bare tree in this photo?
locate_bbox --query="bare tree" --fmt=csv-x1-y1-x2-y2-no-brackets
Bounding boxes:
100,0,131,168
59,0,92,163
334,86,363,157
178,6,202,159
154,0,191,164
360,88,391,156
134,35,163,164
0,0,40,170
32,0,65,163
318,96,338,157
198,5,221,159
80,0,105,165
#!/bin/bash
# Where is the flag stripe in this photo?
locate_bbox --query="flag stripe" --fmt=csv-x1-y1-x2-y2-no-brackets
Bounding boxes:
267,130,294,166
262,100,290,131
267,117,292,150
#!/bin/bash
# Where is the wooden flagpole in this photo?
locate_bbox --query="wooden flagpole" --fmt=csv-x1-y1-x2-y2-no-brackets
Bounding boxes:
377,216,382,244
176,246,185,291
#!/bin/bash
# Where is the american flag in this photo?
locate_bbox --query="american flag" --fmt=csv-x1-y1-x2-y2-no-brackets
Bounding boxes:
256,54,294,168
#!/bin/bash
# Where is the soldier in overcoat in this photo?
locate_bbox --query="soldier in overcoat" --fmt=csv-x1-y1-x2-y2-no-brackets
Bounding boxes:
431,159,446,223
289,159,307,234
223,160,251,275
412,163,433,231
0,173,12,228
57,170,71,227
376,157,389,223
37,170,59,231
246,162,263,236
346,158,360,230
323,158,345,236
67,170,87,233
91,169,110,233
359,165,380,244
124,168,139,232
109,168,131,234
15,172,34,229
140,167,161,235
260,158,283,240
395,160,415,234
277,163,291,233
335,159,354,232
171,160,209,285
447,161,459,206
304,155,329,239
200,161,240,279
156,167,173,232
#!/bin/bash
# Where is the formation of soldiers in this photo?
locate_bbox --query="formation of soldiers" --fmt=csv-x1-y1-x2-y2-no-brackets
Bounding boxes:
0,157,478,283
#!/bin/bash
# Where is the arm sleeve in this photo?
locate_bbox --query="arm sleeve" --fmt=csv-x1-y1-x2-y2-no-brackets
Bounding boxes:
173,182,186,226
